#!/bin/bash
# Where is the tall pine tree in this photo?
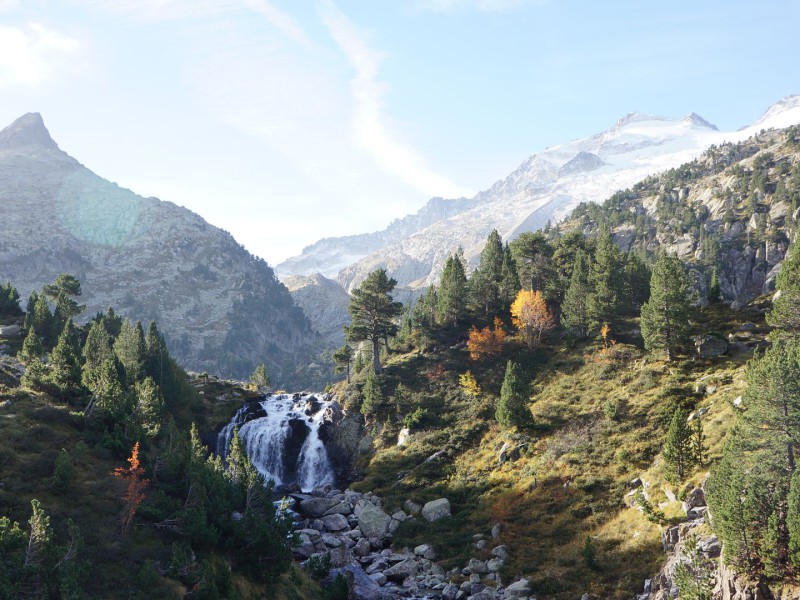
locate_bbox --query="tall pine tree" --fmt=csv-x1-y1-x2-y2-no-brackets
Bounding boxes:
561,249,592,338
437,250,468,327
587,227,624,334
640,253,692,361
470,229,505,320
496,361,533,429
345,269,403,374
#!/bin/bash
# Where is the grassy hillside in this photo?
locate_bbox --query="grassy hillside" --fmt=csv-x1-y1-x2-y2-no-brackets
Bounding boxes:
339,301,766,600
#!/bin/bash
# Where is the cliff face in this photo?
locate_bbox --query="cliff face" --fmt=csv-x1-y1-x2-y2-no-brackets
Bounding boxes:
0,113,316,385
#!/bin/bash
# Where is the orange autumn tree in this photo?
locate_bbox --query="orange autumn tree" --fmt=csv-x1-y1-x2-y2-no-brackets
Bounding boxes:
510,289,555,347
468,317,507,360
114,441,148,535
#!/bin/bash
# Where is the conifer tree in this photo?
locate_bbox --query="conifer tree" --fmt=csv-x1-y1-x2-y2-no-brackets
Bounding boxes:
470,229,505,319
623,251,651,314
30,293,55,348
135,377,164,438
768,243,800,335
509,232,554,295
143,321,181,409
551,231,590,302
43,274,85,330
587,227,624,333
17,327,44,364
708,267,722,303
82,319,114,375
0,282,22,317
48,318,84,398
250,363,270,391
561,249,592,338
663,407,694,482
360,367,383,420
496,361,532,429
787,467,800,568
640,253,692,361
437,250,468,327
114,320,146,385
345,269,403,374
86,358,128,419
499,243,520,309
332,345,354,383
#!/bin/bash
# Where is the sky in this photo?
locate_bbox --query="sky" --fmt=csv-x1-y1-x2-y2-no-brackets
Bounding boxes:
1,1,800,266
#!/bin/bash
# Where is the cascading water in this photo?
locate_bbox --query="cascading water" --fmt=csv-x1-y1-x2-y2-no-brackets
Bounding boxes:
216,393,334,492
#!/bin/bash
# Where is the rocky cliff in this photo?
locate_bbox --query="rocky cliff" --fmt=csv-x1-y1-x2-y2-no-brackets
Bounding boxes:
0,113,316,385
282,273,351,350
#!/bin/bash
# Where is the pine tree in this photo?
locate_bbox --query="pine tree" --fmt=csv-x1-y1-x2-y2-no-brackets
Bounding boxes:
17,327,44,364
135,377,164,438
82,319,114,375
437,251,468,327
708,267,722,303
23,499,52,572
623,251,651,314
332,345,354,383
663,407,694,482
114,320,146,385
0,282,22,317
509,232,554,296
345,269,403,374
561,249,592,338
499,243,520,310
587,227,624,334
768,243,800,335
86,358,128,419
143,321,180,410
360,367,383,420
48,318,84,398
787,467,800,568
470,229,505,319
640,253,692,361
30,292,55,348
43,274,85,330
496,361,532,429
250,363,271,391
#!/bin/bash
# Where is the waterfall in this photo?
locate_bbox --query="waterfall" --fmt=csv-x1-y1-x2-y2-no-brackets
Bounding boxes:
216,393,334,492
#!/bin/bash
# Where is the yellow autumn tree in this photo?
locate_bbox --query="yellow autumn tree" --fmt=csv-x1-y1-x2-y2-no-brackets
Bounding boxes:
459,370,481,398
511,289,555,347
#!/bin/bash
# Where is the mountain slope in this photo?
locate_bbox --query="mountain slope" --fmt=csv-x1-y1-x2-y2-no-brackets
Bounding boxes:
0,113,315,384
279,96,800,293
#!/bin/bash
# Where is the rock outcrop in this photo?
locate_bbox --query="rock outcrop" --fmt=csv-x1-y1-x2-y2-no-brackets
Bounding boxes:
0,113,317,385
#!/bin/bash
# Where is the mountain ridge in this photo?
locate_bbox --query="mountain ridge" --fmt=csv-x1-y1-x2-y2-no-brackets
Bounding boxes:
278,95,800,293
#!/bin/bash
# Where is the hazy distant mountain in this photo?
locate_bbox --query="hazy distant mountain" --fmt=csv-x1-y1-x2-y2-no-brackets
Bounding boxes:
0,113,316,384
278,96,800,292
282,273,351,349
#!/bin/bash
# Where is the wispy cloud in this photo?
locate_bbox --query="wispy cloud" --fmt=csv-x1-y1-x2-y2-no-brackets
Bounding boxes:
319,1,472,198
0,22,81,89
414,0,539,12
0,0,19,13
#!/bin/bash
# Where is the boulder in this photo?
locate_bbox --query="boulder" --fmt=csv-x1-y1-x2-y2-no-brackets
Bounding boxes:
0,325,21,338
321,513,350,532
352,537,371,557
487,558,504,572
404,499,423,515
491,545,508,560
421,498,451,522
681,488,705,514
300,497,342,518
505,578,533,598
442,583,459,600
358,503,391,538
383,558,419,582
465,559,488,575
696,335,728,358
330,563,383,600
397,427,411,446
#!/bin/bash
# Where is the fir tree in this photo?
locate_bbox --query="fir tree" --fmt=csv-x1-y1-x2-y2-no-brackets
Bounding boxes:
30,293,55,348
360,367,383,420
143,321,180,409
768,243,800,335
787,467,800,568
509,232,554,296
496,361,532,429
640,253,692,361
345,269,403,374
250,363,271,391
587,227,624,334
86,358,128,419
82,319,114,375
470,229,505,319
17,327,44,364
114,320,146,385
0,282,22,317
708,267,722,303
623,251,651,314
48,318,84,398
134,377,164,438
561,249,592,338
437,250,468,327
663,407,694,482
43,274,85,330
499,243,520,310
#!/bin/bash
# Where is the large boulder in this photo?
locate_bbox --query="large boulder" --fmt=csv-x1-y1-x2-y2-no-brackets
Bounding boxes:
421,498,451,522
358,503,391,538
505,578,533,598
0,325,21,338
329,563,383,600
321,513,350,532
383,558,419,582
696,335,727,358
300,497,342,518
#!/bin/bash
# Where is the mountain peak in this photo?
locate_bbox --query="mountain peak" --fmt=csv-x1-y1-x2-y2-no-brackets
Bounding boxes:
0,112,60,152
683,112,719,130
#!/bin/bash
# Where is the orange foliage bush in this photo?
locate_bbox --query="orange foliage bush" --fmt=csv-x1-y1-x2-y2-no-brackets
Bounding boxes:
114,441,148,535
468,317,507,360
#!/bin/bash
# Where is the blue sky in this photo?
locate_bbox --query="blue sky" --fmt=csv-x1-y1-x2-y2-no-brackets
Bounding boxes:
1,0,799,264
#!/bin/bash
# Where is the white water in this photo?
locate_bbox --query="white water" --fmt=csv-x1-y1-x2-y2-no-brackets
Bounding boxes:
217,393,334,492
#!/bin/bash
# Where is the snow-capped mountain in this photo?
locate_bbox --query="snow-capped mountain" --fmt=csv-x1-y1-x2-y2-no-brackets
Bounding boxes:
277,95,800,292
